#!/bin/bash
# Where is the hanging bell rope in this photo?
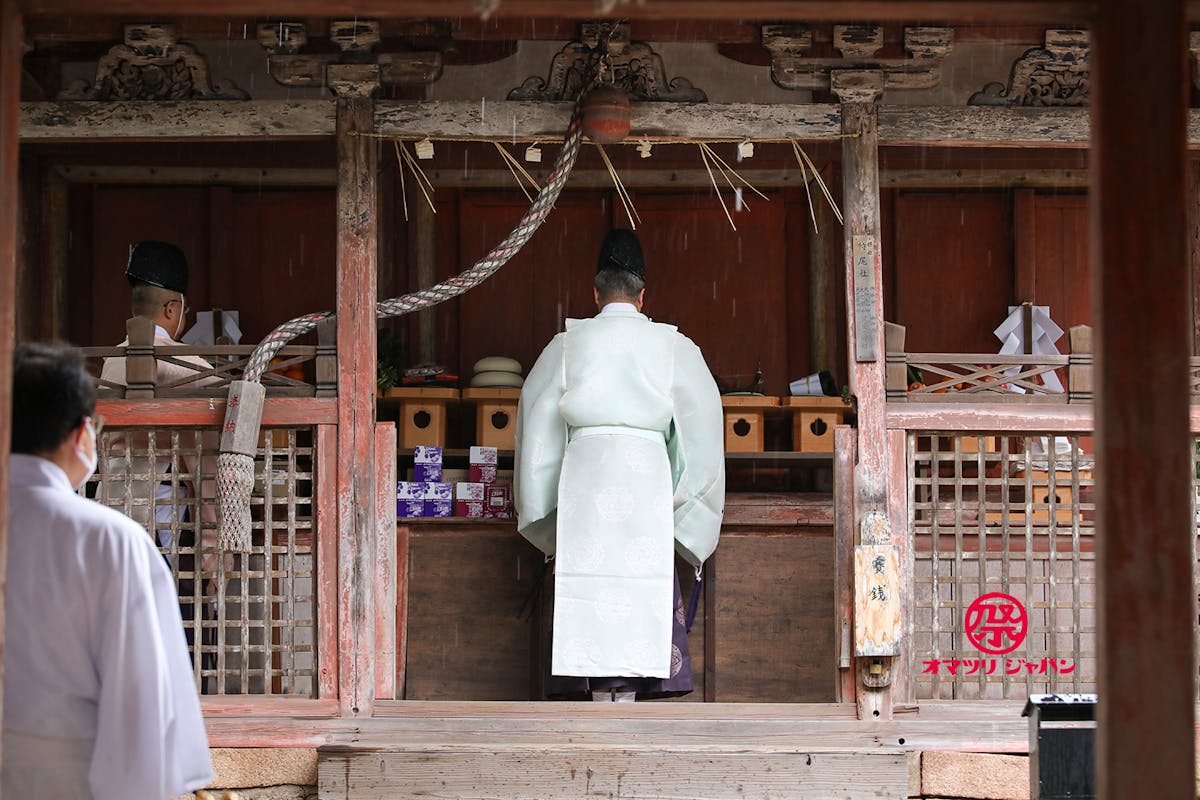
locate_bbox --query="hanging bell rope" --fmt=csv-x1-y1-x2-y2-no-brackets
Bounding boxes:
215,63,603,553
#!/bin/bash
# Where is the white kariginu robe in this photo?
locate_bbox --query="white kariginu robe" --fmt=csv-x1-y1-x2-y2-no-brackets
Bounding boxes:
515,305,725,678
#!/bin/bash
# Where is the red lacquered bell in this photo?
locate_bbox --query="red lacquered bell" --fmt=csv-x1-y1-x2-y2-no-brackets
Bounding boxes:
581,85,631,145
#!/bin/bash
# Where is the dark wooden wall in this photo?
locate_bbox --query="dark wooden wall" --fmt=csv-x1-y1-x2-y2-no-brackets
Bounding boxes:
69,185,337,348
430,189,803,396
885,188,1090,356
402,516,836,703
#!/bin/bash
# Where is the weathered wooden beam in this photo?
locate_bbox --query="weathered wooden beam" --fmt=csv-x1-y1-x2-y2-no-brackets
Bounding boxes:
16,1,1099,24
421,167,818,189
833,426,857,705
93,396,339,426
0,0,22,780
331,65,381,720
807,166,841,369
374,423,397,701
1191,161,1200,354
885,402,1094,431
19,99,336,140
55,165,337,187
1093,2,1195,799
881,168,1089,188
315,424,340,701
21,99,1200,149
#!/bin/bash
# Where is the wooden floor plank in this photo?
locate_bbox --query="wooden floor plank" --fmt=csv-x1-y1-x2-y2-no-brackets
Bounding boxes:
318,750,909,800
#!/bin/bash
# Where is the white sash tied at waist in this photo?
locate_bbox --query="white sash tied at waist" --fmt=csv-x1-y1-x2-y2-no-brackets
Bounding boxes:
568,425,666,445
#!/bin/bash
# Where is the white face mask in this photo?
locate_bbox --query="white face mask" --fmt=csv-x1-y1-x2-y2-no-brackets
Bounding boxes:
74,420,98,491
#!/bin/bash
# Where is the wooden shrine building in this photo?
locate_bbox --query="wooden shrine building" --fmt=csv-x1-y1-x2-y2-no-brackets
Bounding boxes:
0,1,1197,798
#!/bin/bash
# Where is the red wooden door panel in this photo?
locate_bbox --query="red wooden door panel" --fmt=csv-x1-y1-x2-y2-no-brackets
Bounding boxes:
229,189,336,343
83,186,209,346
454,191,605,380
634,193,790,395
1030,194,1090,334
894,192,1014,355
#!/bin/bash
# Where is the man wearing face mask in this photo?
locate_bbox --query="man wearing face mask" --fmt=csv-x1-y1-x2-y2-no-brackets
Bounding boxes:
100,241,221,679
5,342,214,799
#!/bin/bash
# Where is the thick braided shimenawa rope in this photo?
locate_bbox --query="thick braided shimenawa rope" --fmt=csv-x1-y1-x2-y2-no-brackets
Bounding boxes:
217,74,598,551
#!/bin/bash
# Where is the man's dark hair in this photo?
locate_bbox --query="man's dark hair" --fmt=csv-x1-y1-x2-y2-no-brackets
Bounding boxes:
10,342,96,455
594,268,645,304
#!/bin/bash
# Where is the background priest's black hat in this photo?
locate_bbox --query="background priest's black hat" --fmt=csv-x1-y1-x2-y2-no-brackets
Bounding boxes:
596,229,645,281
125,241,189,295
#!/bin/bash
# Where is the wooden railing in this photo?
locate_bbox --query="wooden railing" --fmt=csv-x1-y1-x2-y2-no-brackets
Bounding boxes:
886,321,1092,403
82,316,337,398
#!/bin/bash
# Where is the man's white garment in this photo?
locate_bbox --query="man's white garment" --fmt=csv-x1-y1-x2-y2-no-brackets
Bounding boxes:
100,326,215,539
4,454,214,799
515,303,725,679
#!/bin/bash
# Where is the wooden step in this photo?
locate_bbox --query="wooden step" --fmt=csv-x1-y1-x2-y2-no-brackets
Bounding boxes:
318,746,909,799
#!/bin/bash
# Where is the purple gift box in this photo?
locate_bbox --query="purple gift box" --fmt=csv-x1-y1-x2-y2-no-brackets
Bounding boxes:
414,446,444,464
423,481,453,517
398,499,425,518
397,481,425,517
413,462,443,482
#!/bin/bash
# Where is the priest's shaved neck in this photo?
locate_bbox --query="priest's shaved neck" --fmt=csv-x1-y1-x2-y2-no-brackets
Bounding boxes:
131,283,187,340
594,268,646,312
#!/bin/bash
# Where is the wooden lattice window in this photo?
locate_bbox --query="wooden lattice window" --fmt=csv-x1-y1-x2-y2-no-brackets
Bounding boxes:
87,426,318,696
909,432,1096,700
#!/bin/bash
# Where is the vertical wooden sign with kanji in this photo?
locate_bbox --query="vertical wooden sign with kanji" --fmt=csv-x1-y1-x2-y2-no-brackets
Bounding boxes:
851,234,879,363
855,511,900,656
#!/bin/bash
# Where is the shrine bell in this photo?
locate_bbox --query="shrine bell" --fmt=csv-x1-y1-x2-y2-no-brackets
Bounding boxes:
582,85,631,144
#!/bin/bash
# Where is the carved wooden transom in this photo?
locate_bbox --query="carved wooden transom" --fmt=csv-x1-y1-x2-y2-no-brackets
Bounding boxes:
508,22,707,102
969,29,1090,107
762,24,954,93
58,24,247,101
256,20,443,89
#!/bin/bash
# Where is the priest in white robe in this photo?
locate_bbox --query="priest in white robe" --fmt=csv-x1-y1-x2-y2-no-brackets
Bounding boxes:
515,228,725,700
5,342,213,799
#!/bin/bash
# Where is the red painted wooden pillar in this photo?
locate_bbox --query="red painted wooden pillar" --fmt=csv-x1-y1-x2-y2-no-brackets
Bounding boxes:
0,0,22,778
330,64,381,718
835,70,911,717
1092,2,1195,797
